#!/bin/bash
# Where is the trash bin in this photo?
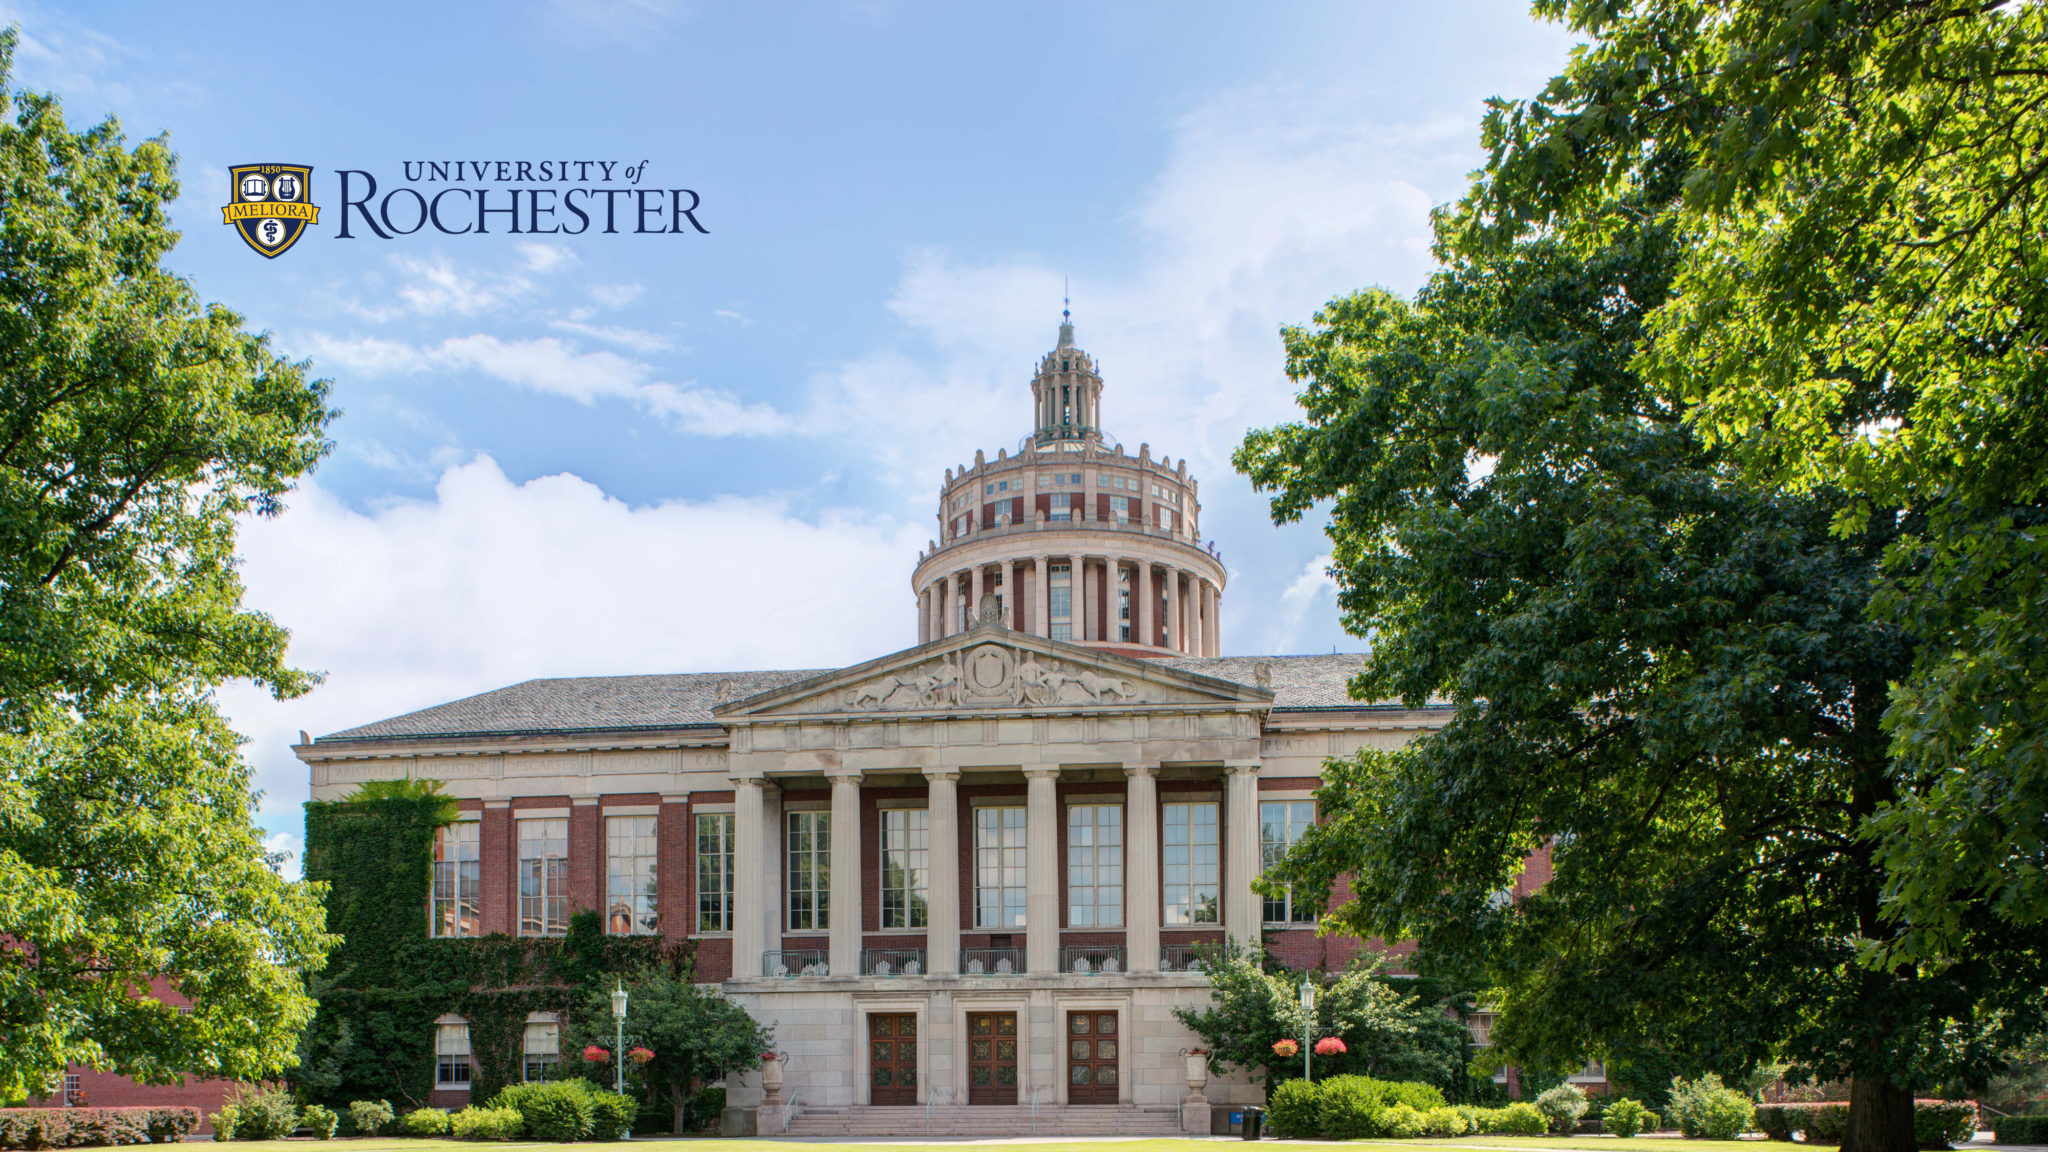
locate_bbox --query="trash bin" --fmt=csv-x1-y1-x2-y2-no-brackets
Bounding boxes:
1241,1106,1265,1140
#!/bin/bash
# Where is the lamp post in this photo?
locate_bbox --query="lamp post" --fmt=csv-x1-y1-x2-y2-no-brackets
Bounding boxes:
1299,975,1316,1084
611,981,630,1139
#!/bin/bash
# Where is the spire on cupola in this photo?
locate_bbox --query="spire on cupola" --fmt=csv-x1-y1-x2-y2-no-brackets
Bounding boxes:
1058,278,1075,348
1030,284,1104,446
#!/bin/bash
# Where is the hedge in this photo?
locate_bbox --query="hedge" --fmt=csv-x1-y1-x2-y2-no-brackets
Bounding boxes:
1995,1115,2048,1145
0,1109,198,1149
1754,1100,1977,1148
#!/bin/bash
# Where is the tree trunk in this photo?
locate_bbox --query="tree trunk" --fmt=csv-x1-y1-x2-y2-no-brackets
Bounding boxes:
1842,1076,1917,1152
670,1084,688,1136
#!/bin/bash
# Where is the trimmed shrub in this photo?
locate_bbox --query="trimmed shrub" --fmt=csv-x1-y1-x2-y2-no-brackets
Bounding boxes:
1996,1115,2048,1145
205,1108,237,1143
348,1100,394,1138
448,1106,523,1141
1914,1101,1976,1149
1320,1077,1383,1139
401,1108,450,1138
222,1086,297,1142
1493,1101,1549,1136
1422,1106,1471,1137
0,1108,199,1149
586,1091,637,1142
489,1081,593,1142
1265,1079,1322,1139
1605,1098,1655,1138
1669,1073,1754,1139
1537,1084,1589,1133
1453,1105,1487,1134
1379,1104,1429,1138
301,1105,339,1140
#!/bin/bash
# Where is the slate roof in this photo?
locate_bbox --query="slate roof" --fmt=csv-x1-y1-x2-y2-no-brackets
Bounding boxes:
318,652,1408,744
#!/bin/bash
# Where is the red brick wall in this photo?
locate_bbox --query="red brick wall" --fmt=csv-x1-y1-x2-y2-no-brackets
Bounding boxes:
480,806,512,934
694,937,733,983
569,804,600,920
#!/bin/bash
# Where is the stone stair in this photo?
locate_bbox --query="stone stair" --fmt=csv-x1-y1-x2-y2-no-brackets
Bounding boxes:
779,1103,1187,1138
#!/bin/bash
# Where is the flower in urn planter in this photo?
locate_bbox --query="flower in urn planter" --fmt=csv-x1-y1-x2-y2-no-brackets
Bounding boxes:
1314,1037,1347,1056
761,1051,779,1063
1272,1038,1299,1058
629,1046,655,1065
583,1045,610,1063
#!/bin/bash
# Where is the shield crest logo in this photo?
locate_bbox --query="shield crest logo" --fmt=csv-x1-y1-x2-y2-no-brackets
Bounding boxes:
222,164,318,258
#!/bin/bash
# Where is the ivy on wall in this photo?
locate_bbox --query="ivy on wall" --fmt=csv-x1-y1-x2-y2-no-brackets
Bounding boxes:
297,790,685,1108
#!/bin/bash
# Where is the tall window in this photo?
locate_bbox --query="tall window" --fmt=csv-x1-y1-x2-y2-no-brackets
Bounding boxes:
1049,563,1073,641
523,1019,559,1082
518,818,568,936
432,822,481,938
1116,566,1132,641
1163,802,1220,925
1261,800,1319,924
1050,492,1072,521
1067,805,1124,927
606,815,658,935
1111,494,1131,524
974,806,1027,928
436,1021,472,1087
696,812,734,932
881,808,930,929
787,810,830,931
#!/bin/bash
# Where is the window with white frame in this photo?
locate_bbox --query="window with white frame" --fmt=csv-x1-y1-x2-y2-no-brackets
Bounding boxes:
523,1018,559,1082
606,815,658,935
1466,1011,1495,1048
518,818,568,936
1116,566,1131,641
787,810,830,931
432,821,481,938
64,1073,79,1103
1067,804,1123,927
881,808,930,929
1050,492,1072,521
696,812,734,932
974,806,1027,928
1260,800,1318,924
1156,504,1171,528
1163,802,1220,924
1110,494,1130,524
436,1021,472,1087
1048,563,1073,640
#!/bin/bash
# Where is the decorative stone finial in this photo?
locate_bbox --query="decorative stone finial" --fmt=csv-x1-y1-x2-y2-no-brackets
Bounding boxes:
715,678,737,703
1253,662,1272,690
976,595,1007,627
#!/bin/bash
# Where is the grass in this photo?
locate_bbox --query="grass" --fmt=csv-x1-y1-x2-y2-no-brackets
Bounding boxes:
304,1138,1772,1151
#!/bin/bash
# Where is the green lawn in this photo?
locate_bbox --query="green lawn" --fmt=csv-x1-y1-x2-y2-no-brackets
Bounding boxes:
313,1138,1774,1151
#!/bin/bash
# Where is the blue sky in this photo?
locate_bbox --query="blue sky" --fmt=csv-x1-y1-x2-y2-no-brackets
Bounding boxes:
6,0,1575,871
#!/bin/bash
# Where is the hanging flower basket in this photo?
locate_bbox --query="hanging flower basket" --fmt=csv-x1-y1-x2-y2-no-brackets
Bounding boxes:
1272,1039,1300,1058
1314,1037,1347,1056
582,1045,611,1063
629,1047,655,1065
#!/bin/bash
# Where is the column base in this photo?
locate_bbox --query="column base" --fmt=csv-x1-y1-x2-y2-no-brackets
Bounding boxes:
1181,1102,1212,1134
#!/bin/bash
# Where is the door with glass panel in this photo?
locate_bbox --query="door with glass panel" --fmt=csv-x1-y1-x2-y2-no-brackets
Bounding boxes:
868,1013,918,1105
966,1012,1018,1104
1066,1011,1119,1104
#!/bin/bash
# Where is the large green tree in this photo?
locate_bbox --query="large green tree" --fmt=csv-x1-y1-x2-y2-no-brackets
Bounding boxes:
1237,144,2047,1149
1463,0,2048,964
565,968,770,1134
0,33,334,1097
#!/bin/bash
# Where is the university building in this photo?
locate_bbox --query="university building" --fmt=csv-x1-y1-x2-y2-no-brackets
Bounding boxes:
293,315,1472,1135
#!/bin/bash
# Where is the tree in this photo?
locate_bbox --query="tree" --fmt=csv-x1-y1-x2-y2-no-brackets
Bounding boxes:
1172,944,1468,1093
566,968,770,1134
1461,0,2048,967
1235,145,2048,1149
0,31,334,1098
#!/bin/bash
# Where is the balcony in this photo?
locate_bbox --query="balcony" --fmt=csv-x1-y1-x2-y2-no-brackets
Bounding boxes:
862,947,926,976
761,948,828,978
1161,942,1221,972
1059,944,1126,975
960,947,1026,975
917,513,1223,569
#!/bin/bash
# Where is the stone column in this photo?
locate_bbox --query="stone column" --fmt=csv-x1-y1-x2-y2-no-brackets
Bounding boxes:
1079,557,1096,642
1166,569,1182,652
925,768,961,975
827,769,863,976
1203,581,1219,656
1024,767,1061,974
970,566,985,625
732,777,770,975
1009,558,1024,630
1106,557,1124,643
1223,762,1262,945
917,587,930,645
1124,764,1160,972
1139,563,1156,648
1034,556,1050,638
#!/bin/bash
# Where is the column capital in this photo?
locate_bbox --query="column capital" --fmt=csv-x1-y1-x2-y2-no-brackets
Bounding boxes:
1224,760,1262,777
729,773,771,789
923,767,961,784
1122,763,1158,779
823,767,864,784
1023,765,1062,782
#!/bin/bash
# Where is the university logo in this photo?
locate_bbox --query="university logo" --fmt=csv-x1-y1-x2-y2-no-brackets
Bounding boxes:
222,164,319,258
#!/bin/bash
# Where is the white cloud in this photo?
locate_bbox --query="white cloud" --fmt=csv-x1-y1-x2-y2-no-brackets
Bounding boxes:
518,241,575,273
590,283,645,308
225,455,923,821
713,308,752,325
547,318,675,354
302,332,791,436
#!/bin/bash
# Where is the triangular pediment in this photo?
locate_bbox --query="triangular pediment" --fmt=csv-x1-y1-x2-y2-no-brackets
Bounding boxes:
712,624,1272,720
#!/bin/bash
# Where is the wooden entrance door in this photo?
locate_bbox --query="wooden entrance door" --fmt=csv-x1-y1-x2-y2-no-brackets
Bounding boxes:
1066,1011,1119,1104
868,1013,918,1105
966,1012,1018,1105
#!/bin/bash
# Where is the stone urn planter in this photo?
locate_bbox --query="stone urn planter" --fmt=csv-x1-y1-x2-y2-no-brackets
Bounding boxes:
760,1053,785,1107
1183,1050,1210,1101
